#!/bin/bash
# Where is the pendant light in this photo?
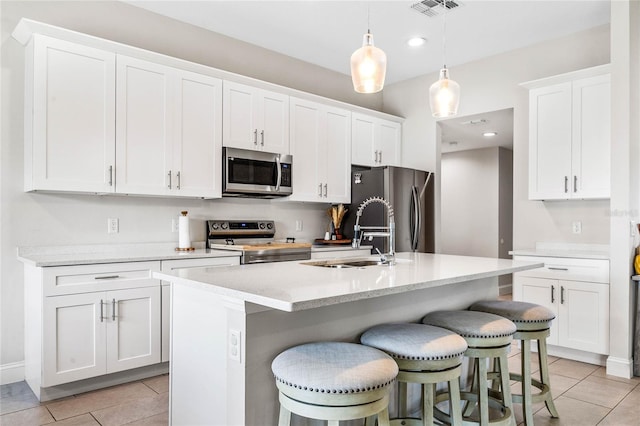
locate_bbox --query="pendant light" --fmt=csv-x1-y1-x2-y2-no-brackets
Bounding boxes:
429,0,460,117
350,7,387,94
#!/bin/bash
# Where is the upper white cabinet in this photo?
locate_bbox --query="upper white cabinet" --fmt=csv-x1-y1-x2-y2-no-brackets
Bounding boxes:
116,56,222,198
25,35,116,193
223,81,290,155
351,113,401,167
525,66,610,200
23,35,222,198
289,98,351,203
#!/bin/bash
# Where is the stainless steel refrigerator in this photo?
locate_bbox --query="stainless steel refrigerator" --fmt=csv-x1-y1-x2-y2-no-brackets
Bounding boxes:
344,165,435,254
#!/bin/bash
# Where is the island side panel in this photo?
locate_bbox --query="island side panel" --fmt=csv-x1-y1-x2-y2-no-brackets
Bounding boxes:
170,282,245,426
244,277,498,426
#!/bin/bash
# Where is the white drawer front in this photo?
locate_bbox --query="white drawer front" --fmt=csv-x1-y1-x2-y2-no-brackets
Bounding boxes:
513,256,609,284
43,261,161,296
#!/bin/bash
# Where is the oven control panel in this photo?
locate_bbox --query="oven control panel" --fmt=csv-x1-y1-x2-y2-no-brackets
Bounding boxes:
207,220,275,238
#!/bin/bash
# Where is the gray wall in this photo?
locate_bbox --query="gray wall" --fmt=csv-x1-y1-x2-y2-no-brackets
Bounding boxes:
0,1,385,370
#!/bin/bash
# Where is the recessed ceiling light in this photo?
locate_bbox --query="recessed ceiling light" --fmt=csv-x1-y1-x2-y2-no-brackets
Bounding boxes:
407,37,427,47
483,131,498,137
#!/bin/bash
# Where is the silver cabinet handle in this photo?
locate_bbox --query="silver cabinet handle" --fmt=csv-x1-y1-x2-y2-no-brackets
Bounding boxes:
373,150,379,163
253,129,258,145
167,170,172,189
260,130,265,146
108,165,113,186
100,299,105,322
551,285,555,303
573,175,577,193
95,275,120,280
564,176,568,193
323,183,328,197
560,286,565,304
177,171,181,190
318,183,323,197
112,299,117,321
378,151,382,163
548,267,568,271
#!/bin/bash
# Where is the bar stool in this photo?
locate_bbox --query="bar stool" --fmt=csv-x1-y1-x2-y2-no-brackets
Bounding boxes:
271,342,398,426
469,300,559,425
422,310,516,426
361,323,468,425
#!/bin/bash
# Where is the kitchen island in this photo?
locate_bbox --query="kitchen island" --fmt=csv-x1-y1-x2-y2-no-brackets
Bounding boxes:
156,252,542,426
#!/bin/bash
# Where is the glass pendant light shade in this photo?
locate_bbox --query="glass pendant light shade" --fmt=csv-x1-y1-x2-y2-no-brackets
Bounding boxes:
429,67,460,118
350,32,387,94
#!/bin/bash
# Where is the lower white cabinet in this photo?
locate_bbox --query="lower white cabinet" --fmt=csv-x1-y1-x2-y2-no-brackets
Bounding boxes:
24,261,162,395
159,256,240,362
513,255,609,355
43,286,160,386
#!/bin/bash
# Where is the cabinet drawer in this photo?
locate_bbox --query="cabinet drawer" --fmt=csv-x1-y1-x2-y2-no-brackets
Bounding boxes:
513,256,609,284
43,261,161,296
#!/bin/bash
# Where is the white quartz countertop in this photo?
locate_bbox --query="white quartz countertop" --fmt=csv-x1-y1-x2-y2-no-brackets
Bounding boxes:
155,252,543,312
510,242,610,260
17,242,241,267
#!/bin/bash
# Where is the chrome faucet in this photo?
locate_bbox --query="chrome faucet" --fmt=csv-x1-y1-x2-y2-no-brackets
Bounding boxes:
352,197,395,264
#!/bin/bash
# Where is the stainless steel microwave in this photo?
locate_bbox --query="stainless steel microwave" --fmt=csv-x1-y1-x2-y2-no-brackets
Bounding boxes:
222,147,292,197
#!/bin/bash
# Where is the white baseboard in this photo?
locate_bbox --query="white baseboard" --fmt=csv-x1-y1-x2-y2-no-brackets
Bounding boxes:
606,356,634,379
1,361,25,385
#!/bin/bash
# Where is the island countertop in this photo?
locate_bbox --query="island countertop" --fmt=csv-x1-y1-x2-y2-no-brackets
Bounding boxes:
155,252,543,312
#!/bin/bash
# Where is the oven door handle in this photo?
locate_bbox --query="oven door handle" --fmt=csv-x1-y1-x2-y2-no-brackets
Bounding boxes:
275,154,282,192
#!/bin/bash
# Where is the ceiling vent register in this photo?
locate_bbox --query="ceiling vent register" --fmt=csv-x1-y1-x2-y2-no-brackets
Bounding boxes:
411,0,463,17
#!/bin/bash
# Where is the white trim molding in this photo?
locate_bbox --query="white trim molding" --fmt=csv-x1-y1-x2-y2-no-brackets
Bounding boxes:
606,356,634,380
1,361,25,385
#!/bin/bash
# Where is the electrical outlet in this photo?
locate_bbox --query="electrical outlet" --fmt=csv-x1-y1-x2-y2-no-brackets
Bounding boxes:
228,329,241,362
171,218,179,233
295,220,303,232
572,221,582,234
107,218,119,234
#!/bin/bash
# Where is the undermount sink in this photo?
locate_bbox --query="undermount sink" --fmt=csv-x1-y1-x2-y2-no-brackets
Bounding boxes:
302,258,407,268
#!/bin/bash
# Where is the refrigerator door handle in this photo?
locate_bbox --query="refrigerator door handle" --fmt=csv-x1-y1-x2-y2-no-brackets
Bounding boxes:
410,185,420,251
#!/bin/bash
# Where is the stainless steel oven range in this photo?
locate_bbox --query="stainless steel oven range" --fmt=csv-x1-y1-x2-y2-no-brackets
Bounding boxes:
205,220,311,264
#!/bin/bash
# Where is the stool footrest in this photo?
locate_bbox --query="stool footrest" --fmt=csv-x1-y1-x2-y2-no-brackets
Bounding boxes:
509,373,552,404
434,391,513,426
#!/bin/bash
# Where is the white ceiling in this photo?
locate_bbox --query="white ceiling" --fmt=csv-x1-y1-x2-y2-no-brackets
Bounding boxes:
123,0,609,153
124,0,610,85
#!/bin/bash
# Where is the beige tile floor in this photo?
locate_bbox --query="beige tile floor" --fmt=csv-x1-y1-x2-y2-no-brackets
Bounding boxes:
2,355,640,425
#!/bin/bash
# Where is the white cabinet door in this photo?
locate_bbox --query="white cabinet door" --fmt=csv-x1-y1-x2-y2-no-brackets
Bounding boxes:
290,98,350,203
223,81,290,154
106,287,161,373
115,55,172,196
514,275,559,345
324,106,351,203
352,113,377,167
352,113,401,167
528,83,572,200
172,70,223,198
571,74,611,199
43,293,106,386
558,280,609,354
290,98,323,202
260,90,290,154
378,120,401,167
28,35,116,193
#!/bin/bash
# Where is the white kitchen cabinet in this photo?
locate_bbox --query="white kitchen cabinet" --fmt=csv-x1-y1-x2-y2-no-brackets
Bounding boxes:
525,66,610,200
43,286,160,386
223,81,289,154
25,261,162,394
513,255,609,355
116,55,223,198
159,256,240,362
289,97,351,203
24,34,116,193
351,113,401,167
